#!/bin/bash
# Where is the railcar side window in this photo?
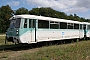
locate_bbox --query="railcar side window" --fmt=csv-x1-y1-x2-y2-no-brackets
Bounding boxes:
83,24,86,30
29,19,31,28
80,24,82,29
88,25,90,30
24,19,27,28
67,23,74,29
60,22,67,29
29,19,35,28
38,20,49,28
50,21,59,29
89,25,90,29
74,24,79,29
32,20,35,28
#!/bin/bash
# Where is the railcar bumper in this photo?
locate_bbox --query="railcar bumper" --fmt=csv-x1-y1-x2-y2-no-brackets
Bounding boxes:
6,36,20,43
6,37,14,42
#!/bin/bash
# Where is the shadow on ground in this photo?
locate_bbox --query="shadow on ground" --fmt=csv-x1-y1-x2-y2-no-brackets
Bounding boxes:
0,39,85,51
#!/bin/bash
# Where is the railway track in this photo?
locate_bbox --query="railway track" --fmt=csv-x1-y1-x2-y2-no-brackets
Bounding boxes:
0,40,75,51
0,44,36,51
0,42,50,51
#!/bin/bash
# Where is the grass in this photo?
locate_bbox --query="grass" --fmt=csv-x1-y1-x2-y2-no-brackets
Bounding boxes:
15,41,90,60
0,36,6,45
0,36,13,45
0,36,90,60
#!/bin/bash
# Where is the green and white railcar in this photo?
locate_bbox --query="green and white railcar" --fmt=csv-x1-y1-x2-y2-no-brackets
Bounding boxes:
6,15,84,44
83,22,90,38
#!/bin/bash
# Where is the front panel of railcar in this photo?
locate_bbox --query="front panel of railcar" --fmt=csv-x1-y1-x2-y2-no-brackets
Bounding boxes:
6,18,37,44
6,18,21,43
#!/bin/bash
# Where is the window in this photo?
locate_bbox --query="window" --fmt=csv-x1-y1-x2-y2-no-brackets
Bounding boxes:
60,22,67,29
29,19,35,28
24,18,27,28
67,23,74,29
10,19,16,28
87,25,90,30
32,20,35,28
74,24,79,29
50,21,59,29
38,20,49,28
29,19,31,28
83,25,86,30
10,18,21,28
80,24,82,29
15,18,21,28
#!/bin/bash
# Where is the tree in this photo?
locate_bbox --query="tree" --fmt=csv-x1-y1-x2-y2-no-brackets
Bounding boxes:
15,7,29,15
29,7,89,22
0,6,89,33
29,7,67,19
29,8,40,16
0,5,13,33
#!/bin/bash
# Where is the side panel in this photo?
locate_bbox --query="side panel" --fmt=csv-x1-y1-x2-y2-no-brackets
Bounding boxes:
79,30,84,38
86,25,90,38
36,29,82,42
19,29,35,43
86,30,90,37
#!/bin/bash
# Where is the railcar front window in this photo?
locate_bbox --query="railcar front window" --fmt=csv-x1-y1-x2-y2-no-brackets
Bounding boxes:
15,18,21,28
10,18,21,28
10,19,16,28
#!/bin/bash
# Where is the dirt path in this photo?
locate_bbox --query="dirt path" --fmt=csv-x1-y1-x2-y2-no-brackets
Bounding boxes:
0,47,39,60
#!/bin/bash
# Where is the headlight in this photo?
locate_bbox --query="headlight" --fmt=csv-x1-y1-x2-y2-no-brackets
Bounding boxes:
16,30,19,35
16,30,18,32
16,32,18,34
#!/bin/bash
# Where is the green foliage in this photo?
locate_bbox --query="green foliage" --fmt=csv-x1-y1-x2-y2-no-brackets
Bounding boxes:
15,7,29,15
0,6,90,33
29,7,67,19
0,5,14,33
29,7,89,22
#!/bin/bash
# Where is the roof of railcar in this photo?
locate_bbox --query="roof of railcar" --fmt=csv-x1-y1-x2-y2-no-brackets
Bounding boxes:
83,22,90,25
10,15,83,24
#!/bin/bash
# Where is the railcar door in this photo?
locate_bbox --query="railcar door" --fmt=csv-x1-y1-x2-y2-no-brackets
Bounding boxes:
29,19,36,42
83,24,86,37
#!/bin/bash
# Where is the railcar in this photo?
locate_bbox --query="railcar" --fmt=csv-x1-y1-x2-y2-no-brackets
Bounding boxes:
6,15,86,44
83,22,90,39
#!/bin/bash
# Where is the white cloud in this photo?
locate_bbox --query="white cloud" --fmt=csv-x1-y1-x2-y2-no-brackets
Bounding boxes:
26,0,67,9
76,0,90,8
6,0,90,16
25,0,90,13
7,1,20,6
64,7,88,13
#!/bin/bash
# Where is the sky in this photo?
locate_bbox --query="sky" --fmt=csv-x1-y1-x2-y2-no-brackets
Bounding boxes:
0,0,90,19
